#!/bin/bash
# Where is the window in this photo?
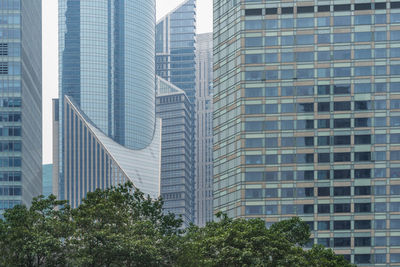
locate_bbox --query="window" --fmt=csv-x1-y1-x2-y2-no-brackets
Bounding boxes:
297,120,314,130
245,54,263,64
355,237,371,247
334,220,351,230
334,135,350,145
376,219,387,230
318,119,330,128
245,206,263,215
355,255,371,264
245,189,262,199
391,185,400,195
334,153,351,162
297,137,314,147
265,188,278,198
355,101,371,110
281,205,295,215
318,153,330,163
318,102,330,112
355,135,371,145
245,9,262,16
375,237,387,246
298,204,314,214
265,104,278,114
245,172,263,182
297,153,314,164
265,155,278,164
265,205,278,215
318,204,330,214
334,238,351,247
318,238,330,247
376,203,387,212
245,37,263,47
318,136,330,146
334,170,351,180
334,16,351,26
355,118,371,127
334,84,350,94
297,171,314,181
282,188,294,198
355,152,371,162
297,103,314,112
355,220,371,229
334,118,350,128
334,187,350,196
355,203,371,213
281,171,294,181
333,50,351,60
355,186,371,195
265,138,278,148
245,138,262,148
334,203,351,213
245,155,262,165
318,221,330,230
297,188,314,197
318,187,330,196
318,170,330,180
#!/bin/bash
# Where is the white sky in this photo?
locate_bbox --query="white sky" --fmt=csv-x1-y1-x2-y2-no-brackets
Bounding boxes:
42,0,213,164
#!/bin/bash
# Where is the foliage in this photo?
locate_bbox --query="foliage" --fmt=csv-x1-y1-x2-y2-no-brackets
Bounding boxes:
0,183,355,267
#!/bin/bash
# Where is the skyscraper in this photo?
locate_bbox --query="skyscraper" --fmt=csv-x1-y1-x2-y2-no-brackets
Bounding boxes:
156,0,196,224
0,0,42,213
56,0,161,207
156,0,196,102
195,33,213,226
214,0,400,264
156,76,194,226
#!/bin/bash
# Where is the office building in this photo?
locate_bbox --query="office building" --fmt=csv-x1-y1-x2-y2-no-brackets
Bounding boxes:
156,76,194,227
195,33,213,226
156,0,197,102
0,0,42,213
156,0,196,224
56,0,161,207
42,164,53,197
214,0,400,265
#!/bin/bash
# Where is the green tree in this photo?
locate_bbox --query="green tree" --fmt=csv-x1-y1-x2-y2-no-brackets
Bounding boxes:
177,213,355,267
67,182,182,267
0,195,73,267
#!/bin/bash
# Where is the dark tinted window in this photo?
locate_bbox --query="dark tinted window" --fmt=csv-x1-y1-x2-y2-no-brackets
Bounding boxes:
355,152,371,162
355,186,371,195
245,9,262,16
355,3,371,10
355,220,371,229
334,152,351,162
334,237,351,247
334,135,350,145
318,5,330,12
334,118,351,128
334,101,351,111
318,153,330,163
334,203,351,213
265,8,278,14
355,169,371,179
318,102,330,112
334,186,351,196
318,204,330,213
355,237,371,247
392,2,400,8
334,169,351,179
297,6,314,13
355,135,371,144
334,220,351,230
318,221,330,230
281,7,294,14
318,187,330,196
334,85,350,94
334,4,351,11
318,170,330,180
355,203,371,213
375,3,386,9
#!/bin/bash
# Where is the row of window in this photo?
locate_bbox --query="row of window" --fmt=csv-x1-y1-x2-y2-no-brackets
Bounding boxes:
0,185,21,196
245,100,390,114
245,31,400,47
0,112,20,122
0,171,21,182
0,157,20,167
246,135,374,148
0,126,20,137
245,118,385,132
244,3,391,16
245,83,393,97
0,200,20,210
246,203,374,215
0,97,20,107
0,0,20,10
0,14,19,25
244,168,399,181
246,49,400,65
244,14,400,29
245,151,391,165
245,185,400,199
0,28,20,40
245,65,400,81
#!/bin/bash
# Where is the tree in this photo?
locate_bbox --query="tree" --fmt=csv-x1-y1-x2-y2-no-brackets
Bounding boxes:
0,195,73,267
67,182,182,267
177,213,355,267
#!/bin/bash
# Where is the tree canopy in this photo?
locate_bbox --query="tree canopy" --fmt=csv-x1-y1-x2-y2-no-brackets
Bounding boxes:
0,183,355,267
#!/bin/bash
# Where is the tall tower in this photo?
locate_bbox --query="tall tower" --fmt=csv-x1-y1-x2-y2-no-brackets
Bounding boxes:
0,0,42,214
214,0,400,264
155,0,196,224
195,33,213,226
56,0,161,207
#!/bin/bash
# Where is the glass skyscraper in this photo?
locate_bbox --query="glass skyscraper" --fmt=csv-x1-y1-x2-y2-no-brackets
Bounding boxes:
0,0,42,213
156,76,194,227
56,0,161,207
156,0,196,224
214,0,400,265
